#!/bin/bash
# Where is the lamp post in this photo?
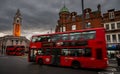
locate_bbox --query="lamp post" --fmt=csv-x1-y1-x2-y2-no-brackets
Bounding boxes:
81,0,85,29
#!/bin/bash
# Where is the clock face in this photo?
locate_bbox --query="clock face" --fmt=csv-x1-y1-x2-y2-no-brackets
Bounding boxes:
16,18,20,23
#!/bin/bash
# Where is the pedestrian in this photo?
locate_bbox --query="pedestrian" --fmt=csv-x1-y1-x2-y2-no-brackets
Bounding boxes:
116,54,120,66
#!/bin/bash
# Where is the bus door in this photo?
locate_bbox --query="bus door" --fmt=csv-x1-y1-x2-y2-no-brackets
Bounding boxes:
51,48,61,65
29,49,37,62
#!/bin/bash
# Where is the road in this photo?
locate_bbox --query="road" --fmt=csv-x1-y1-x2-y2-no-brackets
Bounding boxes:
0,56,99,74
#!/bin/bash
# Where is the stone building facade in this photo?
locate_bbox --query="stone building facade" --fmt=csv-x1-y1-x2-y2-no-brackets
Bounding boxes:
0,35,29,54
0,9,29,55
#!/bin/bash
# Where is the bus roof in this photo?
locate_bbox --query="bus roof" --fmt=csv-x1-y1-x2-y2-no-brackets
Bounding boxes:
32,27,105,37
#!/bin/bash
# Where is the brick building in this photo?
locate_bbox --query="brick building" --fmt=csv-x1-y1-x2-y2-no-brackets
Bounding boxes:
103,9,120,58
55,4,120,58
55,4,103,32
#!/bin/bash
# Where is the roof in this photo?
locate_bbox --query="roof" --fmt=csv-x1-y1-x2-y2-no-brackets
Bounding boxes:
60,5,69,13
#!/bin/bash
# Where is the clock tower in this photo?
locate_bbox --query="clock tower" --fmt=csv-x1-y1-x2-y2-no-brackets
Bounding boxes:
13,9,22,36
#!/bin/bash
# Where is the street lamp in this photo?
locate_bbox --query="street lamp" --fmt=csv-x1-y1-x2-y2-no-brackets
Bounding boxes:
81,0,85,29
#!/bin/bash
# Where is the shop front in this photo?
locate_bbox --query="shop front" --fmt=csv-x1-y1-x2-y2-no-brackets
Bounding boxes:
107,44,120,59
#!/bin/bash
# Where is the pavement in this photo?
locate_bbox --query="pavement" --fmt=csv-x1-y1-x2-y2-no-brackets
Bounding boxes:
99,58,120,74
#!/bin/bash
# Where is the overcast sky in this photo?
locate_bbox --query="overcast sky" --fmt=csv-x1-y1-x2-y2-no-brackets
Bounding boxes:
0,0,120,39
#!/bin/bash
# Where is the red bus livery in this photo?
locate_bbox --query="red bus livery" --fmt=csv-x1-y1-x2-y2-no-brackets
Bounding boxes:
6,45,25,56
28,28,108,69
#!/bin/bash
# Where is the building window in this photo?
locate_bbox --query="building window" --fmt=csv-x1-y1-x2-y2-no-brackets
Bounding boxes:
85,12,90,19
118,34,120,42
11,40,13,45
111,23,115,30
117,22,120,29
72,16,76,21
72,25,76,30
60,26,66,32
109,12,115,19
105,24,110,30
106,35,111,42
112,34,117,42
16,40,18,45
60,27,62,32
86,22,91,28
63,26,66,32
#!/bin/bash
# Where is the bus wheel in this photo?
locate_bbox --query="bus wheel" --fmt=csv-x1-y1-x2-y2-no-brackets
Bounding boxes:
72,61,80,69
38,59,43,65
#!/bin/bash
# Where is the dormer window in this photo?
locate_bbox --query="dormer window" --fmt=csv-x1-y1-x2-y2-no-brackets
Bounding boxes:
85,9,90,19
72,16,76,21
109,11,115,19
86,12,90,19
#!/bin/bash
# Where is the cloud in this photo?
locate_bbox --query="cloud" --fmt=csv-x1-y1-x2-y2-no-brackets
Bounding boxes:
0,0,120,38
0,33,7,37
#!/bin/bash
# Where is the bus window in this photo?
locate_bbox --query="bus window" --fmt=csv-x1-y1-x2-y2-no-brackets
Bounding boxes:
45,48,51,55
82,31,96,40
83,48,92,57
52,34,61,42
87,31,96,39
69,48,83,57
51,49,61,55
38,49,44,55
61,49,69,56
46,36,51,42
32,37,38,42
82,32,89,39
70,32,81,40
61,34,69,40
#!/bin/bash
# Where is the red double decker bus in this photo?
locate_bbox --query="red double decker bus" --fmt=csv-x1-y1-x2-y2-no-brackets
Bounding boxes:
28,28,108,69
6,45,25,56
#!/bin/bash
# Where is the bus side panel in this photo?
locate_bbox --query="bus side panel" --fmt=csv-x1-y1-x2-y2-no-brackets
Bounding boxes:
36,55,52,65
60,56,72,67
30,42,42,48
